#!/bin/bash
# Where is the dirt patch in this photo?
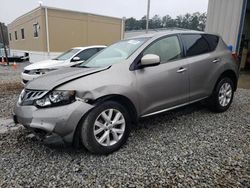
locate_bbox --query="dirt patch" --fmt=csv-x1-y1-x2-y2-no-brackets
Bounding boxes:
0,81,23,93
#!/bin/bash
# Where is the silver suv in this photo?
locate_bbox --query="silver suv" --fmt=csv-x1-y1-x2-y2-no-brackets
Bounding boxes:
13,31,239,154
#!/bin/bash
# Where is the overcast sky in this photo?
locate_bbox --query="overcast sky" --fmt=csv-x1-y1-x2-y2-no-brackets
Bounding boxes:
1,0,208,24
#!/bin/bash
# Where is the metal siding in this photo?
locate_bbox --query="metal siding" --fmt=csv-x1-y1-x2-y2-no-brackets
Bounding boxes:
205,0,244,52
236,0,248,51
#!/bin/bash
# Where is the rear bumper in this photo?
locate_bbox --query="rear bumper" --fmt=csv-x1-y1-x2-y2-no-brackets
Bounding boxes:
13,100,94,145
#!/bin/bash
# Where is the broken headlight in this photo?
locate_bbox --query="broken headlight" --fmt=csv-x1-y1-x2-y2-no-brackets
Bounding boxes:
36,90,76,107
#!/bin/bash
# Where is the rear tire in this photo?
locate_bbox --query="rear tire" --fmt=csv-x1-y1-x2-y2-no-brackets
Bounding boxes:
208,77,234,113
80,101,131,154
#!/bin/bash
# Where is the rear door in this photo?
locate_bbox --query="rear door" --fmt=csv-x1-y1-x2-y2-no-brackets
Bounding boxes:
135,35,189,116
180,34,221,101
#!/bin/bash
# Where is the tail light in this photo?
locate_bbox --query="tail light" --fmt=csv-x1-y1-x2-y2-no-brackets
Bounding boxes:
232,53,238,61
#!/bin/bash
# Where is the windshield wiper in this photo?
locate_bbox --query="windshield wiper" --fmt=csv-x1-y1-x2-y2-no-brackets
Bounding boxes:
74,65,90,68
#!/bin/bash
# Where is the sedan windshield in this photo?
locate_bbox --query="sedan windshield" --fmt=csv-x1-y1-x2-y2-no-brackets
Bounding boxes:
80,38,149,68
54,49,80,61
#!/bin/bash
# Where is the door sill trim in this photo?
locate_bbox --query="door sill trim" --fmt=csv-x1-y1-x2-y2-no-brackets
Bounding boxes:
141,97,208,118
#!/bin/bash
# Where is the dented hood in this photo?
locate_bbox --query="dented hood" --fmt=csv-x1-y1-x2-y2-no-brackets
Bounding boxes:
26,66,110,90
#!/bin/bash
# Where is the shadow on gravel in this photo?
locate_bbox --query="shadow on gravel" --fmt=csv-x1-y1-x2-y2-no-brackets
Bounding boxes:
18,101,210,155
137,101,210,129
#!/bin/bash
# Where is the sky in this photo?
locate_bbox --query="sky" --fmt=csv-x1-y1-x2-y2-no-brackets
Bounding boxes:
0,0,208,24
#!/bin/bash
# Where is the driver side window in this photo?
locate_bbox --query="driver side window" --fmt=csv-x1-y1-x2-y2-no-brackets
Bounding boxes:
143,36,182,63
76,48,99,61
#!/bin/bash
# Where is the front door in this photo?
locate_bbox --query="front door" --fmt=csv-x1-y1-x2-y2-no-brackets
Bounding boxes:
135,35,189,116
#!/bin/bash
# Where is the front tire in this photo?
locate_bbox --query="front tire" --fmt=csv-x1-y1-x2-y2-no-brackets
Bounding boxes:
80,101,131,154
208,77,234,112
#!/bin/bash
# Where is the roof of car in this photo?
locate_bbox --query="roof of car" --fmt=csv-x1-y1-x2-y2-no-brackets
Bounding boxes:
72,45,107,50
127,29,204,39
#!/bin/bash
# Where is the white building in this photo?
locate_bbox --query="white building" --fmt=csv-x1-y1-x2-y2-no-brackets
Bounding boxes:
206,0,250,53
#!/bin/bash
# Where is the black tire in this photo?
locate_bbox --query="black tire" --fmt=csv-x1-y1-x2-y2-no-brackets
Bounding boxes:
208,77,234,113
80,101,131,154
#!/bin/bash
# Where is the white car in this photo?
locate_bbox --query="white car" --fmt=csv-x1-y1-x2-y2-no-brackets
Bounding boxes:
21,46,106,84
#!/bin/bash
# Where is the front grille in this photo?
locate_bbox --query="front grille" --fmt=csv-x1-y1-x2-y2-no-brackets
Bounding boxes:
20,89,48,105
23,70,30,74
23,90,47,101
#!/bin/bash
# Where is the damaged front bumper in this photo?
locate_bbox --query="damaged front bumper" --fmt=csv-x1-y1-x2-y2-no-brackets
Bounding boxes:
13,100,94,145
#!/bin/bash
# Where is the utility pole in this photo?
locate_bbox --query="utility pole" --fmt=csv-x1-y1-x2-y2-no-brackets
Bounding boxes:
0,22,9,65
146,0,150,33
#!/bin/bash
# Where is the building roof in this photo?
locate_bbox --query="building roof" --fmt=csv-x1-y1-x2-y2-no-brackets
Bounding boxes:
9,5,122,25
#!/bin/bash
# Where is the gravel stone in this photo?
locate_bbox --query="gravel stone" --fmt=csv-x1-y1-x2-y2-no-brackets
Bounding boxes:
0,92,19,118
0,89,250,187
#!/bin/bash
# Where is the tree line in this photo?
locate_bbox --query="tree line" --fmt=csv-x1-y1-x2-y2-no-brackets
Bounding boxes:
125,12,207,31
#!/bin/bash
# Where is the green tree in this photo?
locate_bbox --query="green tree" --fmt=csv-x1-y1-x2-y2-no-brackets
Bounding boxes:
125,12,207,31
125,17,139,30
150,14,162,28
198,12,207,31
139,16,147,30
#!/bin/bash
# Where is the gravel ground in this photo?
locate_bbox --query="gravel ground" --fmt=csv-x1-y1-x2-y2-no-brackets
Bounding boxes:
0,63,27,93
0,92,19,118
0,89,250,187
0,62,29,82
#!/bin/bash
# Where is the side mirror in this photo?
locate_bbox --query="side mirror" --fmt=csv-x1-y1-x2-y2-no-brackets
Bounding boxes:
141,54,160,67
71,56,81,62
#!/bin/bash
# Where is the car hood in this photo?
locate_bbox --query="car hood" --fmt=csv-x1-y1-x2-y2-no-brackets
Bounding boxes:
26,66,110,90
25,59,65,70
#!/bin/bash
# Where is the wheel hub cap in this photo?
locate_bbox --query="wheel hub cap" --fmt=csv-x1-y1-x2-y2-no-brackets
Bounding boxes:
218,82,232,107
93,109,126,146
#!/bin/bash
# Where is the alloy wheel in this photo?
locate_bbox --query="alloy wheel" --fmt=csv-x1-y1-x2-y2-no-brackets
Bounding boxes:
93,109,126,146
218,82,232,107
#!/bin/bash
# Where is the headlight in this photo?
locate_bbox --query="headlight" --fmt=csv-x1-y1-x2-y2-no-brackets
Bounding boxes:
18,89,25,104
36,90,75,107
29,69,56,75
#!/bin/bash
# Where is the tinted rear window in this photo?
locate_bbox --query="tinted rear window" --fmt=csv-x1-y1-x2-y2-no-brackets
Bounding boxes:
203,34,219,51
181,34,210,57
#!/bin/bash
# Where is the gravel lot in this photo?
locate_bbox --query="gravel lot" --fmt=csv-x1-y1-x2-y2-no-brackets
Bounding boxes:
0,62,29,82
0,88,250,187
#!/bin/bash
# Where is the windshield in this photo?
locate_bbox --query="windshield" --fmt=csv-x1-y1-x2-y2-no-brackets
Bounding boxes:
54,49,80,61
80,38,149,68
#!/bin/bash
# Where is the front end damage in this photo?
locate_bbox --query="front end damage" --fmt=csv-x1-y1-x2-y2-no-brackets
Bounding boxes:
13,97,94,146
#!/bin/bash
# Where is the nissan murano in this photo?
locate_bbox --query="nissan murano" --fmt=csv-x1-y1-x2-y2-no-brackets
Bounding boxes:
13,31,239,154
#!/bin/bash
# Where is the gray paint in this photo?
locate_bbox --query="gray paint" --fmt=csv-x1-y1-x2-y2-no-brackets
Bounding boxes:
14,30,239,145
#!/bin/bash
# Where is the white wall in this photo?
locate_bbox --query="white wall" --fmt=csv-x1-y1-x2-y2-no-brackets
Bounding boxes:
205,0,245,52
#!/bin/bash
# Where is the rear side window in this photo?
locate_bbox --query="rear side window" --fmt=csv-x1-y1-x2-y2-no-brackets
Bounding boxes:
181,34,210,57
203,34,219,51
77,48,99,61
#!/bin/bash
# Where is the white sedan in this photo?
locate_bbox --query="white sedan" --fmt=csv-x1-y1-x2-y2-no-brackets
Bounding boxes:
22,45,106,84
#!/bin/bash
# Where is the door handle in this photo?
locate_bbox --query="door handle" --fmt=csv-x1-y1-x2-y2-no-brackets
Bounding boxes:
212,58,221,63
177,67,187,73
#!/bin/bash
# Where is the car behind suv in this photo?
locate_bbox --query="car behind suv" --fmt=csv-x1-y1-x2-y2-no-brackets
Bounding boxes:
14,31,239,154
21,46,106,84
